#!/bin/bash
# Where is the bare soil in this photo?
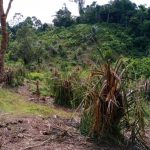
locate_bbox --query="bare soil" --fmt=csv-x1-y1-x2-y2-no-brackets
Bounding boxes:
0,115,120,150
0,86,149,150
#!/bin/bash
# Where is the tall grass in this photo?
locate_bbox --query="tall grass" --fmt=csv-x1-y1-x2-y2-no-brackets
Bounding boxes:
5,62,25,87
51,67,87,108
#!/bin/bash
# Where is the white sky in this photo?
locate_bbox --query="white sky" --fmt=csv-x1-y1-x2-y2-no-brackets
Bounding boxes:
4,0,150,24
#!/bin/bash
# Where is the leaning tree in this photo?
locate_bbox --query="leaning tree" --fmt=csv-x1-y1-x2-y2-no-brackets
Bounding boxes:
0,0,13,82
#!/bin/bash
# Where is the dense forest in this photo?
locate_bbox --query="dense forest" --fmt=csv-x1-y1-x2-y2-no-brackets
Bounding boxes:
0,0,150,149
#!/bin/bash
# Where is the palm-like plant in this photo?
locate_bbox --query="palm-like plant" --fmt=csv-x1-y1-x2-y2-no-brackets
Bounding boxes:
52,70,73,107
81,59,125,136
80,58,146,148
52,67,86,108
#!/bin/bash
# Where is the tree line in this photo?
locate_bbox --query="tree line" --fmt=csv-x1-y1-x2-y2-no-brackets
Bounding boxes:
0,0,150,82
53,0,150,55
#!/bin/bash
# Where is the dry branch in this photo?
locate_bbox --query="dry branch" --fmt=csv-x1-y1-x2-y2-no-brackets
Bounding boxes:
21,130,70,150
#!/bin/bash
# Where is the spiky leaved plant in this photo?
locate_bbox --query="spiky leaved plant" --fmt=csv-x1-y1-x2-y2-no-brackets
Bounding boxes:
121,79,149,149
80,59,125,137
80,58,147,148
52,69,73,107
51,67,87,108
5,63,25,87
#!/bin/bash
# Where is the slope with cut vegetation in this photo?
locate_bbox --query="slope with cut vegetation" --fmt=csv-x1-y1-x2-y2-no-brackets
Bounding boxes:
0,0,150,149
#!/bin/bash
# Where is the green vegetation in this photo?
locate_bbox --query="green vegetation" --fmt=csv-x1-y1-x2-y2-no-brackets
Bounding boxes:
6,22,150,79
0,88,71,117
51,68,87,108
0,0,149,148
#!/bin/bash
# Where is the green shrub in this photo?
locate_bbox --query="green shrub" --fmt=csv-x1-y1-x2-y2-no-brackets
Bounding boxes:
52,72,73,107
27,72,45,81
80,111,93,135
127,57,150,79
50,68,87,108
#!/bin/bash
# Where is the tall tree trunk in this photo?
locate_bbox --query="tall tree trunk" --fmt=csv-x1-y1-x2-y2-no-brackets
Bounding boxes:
0,15,8,74
0,0,13,82
107,12,110,24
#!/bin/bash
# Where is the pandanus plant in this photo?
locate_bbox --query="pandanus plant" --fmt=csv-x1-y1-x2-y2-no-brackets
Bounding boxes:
51,66,87,108
80,58,146,147
52,69,73,107
81,59,125,136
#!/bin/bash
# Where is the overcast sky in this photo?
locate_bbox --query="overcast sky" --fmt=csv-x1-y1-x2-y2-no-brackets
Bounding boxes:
4,0,150,24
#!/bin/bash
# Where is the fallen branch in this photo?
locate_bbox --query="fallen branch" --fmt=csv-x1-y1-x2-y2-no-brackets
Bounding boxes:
21,137,52,150
20,130,70,150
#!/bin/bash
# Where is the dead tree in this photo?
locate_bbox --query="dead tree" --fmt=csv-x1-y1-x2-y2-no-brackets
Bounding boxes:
0,0,13,82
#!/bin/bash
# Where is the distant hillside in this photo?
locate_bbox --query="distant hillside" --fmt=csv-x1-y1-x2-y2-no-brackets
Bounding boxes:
6,22,150,78
37,23,134,63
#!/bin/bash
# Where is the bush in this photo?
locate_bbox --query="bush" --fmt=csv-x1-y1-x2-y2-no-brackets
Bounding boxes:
27,72,45,81
50,68,87,108
127,57,150,79
52,71,73,107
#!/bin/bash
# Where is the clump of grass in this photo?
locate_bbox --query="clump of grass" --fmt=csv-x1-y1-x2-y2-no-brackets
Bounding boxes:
51,67,87,108
5,63,25,87
54,76,73,107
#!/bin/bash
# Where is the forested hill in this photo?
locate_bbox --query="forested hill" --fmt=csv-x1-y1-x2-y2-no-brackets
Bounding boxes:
5,0,150,78
6,23,150,78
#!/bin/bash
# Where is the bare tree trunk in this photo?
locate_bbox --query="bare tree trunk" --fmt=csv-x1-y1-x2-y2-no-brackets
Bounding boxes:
0,15,8,74
107,12,110,24
0,0,13,82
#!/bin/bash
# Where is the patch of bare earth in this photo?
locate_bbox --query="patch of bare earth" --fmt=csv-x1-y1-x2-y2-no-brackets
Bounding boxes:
18,85,54,106
17,85,75,113
0,115,120,150
4,86,148,150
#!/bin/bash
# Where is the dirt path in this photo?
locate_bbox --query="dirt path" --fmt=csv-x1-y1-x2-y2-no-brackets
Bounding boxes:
17,85,54,106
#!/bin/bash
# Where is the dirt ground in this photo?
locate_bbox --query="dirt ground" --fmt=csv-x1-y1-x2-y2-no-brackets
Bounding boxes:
0,114,149,150
0,86,149,150
0,115,121,150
